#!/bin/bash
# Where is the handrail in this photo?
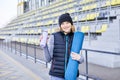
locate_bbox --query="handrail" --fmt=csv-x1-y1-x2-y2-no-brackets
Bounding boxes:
81,48,120,80
0,40,120,80
82,48,120,55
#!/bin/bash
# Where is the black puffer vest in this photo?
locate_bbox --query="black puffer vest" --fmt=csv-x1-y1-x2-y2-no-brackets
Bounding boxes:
49,31,79,78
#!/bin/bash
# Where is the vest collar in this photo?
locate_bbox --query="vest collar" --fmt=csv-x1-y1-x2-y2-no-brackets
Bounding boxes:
60,31,74,36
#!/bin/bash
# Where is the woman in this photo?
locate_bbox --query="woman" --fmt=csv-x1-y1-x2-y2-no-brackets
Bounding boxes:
40,13,84,80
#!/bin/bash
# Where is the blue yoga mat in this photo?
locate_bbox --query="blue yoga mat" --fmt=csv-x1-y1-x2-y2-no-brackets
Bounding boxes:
65,31,84,80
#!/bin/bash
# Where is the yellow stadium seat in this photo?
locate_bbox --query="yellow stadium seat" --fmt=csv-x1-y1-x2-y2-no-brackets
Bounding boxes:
73,16,78,22
81,26,90,33
54,19,58,24
67,0,73,2
34,38,40,45
20,38,27,43
80,14,87,21
12,37,17,41
105,0,120,6
17,38,21,42
80,17,86,21
80,1,84,5
27,38,34,44
111,0,117,6
17,2,24,6
68,9,75,13
89,14,95,20
86,14,90,20
85,13,99,21
96,24,108,33
31,38,35,44
27,39,31,44
38,29,42,34
116,0,120,5
92,4,97,9
52,28,55,33
47,20,53,25
29,30,34,34
112,0,120,5
48,29,51,34
52,27,60,33
23,38,27,43
89,13,99,20
16,38,19,42
36,22,41,26
27,30,30,34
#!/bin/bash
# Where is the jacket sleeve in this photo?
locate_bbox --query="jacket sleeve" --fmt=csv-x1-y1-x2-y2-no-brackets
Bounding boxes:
43,35,54,63
78,53,84,64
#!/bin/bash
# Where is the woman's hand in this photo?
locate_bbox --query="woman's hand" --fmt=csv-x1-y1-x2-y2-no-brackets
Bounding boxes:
39,35,49,43
71,51,82,61
39,35,43,42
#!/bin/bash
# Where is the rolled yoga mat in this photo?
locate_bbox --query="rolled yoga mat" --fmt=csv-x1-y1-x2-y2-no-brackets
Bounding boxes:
65,31,84,80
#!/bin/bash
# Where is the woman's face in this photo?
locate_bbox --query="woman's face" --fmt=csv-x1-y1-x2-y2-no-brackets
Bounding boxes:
60,21,72,34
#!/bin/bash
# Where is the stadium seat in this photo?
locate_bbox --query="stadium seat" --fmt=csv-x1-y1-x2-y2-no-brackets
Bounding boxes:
117,0,120,5
47,20,53,25
36,22,41,26
105,0,120,6
96,24,108,33
113,0,120,5
73,16,78,22
29,30,35,34
34,38,40,45
67,0,73,2
38,29,42,34
52,27,60,33
27,38,35,44
111,0,117,6
80,0,95,5
89,13,99,20
81,26,90,33
48,29,51,34
68,9,76,14
80,14,87,21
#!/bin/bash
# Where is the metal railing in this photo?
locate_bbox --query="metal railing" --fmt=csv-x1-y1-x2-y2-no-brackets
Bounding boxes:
0,39,120,80
82,48,120,80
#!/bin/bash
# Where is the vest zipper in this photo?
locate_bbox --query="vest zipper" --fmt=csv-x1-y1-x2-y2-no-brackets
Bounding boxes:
65,36,68,71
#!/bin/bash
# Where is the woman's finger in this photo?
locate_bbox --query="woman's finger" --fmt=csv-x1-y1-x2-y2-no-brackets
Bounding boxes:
39,35,43,41
71,52,81,61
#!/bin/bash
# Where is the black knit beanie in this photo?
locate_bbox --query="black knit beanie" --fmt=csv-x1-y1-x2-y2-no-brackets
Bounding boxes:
58,13,73,26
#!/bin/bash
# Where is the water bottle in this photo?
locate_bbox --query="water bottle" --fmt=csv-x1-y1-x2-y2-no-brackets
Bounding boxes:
40,31,48,48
